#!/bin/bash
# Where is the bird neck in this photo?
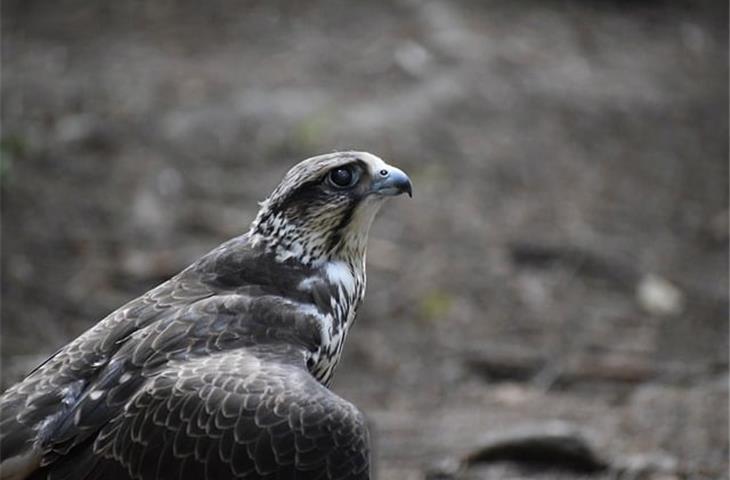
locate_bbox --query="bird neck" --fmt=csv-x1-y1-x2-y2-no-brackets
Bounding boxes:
249,209,373,271
245,200,382,387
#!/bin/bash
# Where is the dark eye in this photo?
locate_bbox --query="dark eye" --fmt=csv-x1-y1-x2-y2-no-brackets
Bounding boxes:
327,166,358,188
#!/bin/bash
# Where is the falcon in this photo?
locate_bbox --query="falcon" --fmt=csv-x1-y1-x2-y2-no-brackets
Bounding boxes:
0,151,412,480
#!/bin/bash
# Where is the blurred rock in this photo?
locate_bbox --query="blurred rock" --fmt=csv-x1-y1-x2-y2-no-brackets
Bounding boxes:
464,346,544,382
636,274,685,317
463,422,608,473
425,457,461,480
615,452,679,479
557,354,656,386
508,242,638,289
55,114,97,144
394,40,432,77
493,383,533,406
54,114,114,151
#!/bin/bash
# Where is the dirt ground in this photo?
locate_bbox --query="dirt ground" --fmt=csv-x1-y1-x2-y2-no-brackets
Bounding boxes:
2,1,728,479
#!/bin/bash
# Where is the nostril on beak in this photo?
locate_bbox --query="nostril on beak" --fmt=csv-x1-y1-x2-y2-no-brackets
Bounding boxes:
372,166,412,197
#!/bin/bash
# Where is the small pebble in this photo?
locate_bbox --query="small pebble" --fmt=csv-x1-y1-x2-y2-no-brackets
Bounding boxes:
636,274,685,316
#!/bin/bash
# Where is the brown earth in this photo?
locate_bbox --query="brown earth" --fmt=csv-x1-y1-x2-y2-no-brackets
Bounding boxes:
2,1,728,479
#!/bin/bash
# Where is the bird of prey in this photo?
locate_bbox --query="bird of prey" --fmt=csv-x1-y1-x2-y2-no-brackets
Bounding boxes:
0,151,412,480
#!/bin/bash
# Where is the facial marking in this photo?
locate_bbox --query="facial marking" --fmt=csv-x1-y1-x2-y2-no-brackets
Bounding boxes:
251,151,394,267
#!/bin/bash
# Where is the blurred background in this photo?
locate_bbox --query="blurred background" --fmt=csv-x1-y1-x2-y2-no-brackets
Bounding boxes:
1,1,728,479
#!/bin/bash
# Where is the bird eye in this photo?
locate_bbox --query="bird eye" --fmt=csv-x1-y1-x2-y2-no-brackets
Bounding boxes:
327,166,358,188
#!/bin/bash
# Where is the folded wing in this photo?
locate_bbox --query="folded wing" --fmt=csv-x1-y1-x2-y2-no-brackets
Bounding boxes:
31,346,369,480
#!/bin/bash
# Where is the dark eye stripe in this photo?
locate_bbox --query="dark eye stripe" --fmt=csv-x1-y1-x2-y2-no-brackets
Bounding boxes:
273,178,323,214
271,160,368,215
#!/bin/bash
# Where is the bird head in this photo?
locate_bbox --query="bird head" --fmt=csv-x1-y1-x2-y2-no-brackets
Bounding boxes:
251,151,412,266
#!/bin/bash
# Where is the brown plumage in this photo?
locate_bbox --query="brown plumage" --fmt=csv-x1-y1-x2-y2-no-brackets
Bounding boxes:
0,151,412,480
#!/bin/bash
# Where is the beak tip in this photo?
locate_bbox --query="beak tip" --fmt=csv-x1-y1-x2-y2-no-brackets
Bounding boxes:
398,178,413,198
394,169,413,198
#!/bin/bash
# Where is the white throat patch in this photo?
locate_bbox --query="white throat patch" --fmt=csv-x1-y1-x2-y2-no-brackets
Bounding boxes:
325,261,356,299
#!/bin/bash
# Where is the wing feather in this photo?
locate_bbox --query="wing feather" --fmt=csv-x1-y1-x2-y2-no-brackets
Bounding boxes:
27,348,369,480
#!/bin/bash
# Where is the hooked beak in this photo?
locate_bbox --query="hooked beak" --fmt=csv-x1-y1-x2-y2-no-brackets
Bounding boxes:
371,165,413,198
